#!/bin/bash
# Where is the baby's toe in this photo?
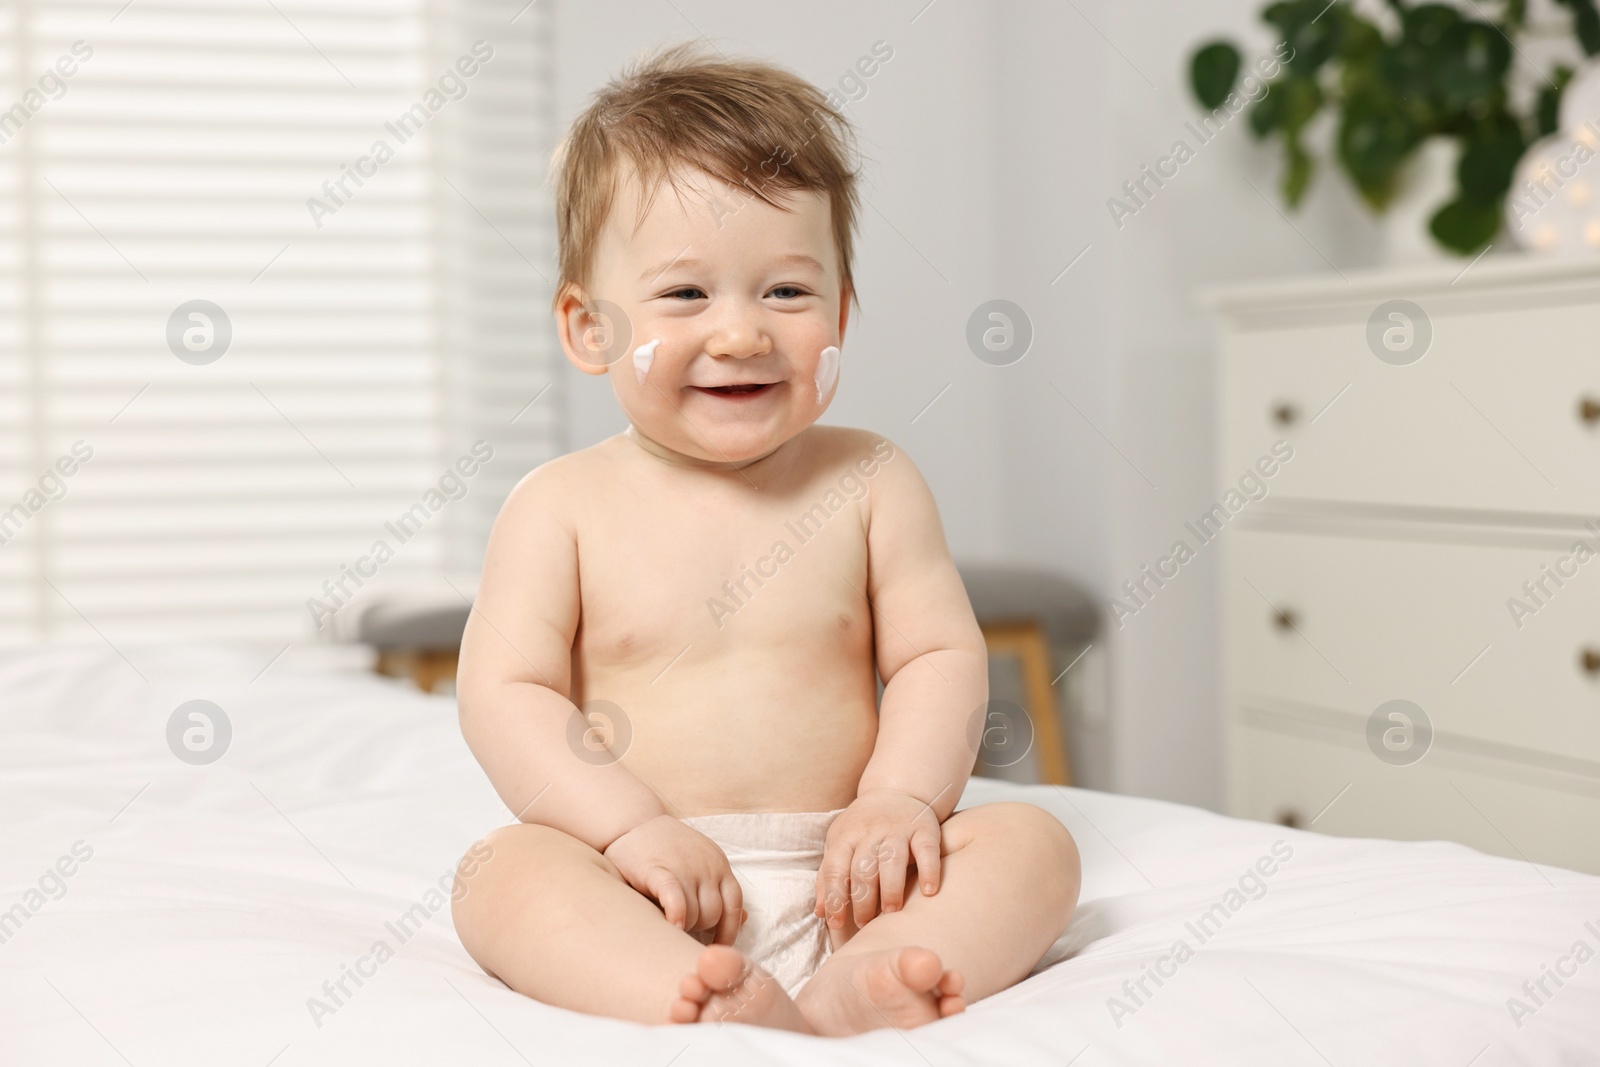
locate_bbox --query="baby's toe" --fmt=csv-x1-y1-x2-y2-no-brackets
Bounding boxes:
891,947,944,993
668,957,721,1024
694,943,749,992
668,995,703,1023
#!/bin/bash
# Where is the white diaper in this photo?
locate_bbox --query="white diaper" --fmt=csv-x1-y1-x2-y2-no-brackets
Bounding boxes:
681,808,845,999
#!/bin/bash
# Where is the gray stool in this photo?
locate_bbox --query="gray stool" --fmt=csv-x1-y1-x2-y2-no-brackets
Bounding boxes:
352,592,471,694
956,563,1099,786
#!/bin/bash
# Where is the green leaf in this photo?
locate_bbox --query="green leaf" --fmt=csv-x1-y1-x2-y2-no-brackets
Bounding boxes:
1458,121,1525,201
1283,136,1315,206
1376,40,1435,105
1434,21,1513,112
1263,0,1343,76
1402,4,1465,49
1251,74,1324,142
1335,8,1386,64
1552,0,1600,55
1191,41,1243,109
1429,197,1501,253
1537,65,1575,137
1280,77,1325,133
1251,81,1287,137
1337,17,1388,102
1578,1,1600,54
1561,0,1600,53
1339,89,1425,209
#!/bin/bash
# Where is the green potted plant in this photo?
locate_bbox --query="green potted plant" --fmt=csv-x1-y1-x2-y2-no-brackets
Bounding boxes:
1189,0,1600,254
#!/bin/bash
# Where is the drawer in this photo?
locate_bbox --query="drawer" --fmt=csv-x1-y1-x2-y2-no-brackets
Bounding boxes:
1222,527,1600,766
1230,721,1600,874
1218,294,1600,515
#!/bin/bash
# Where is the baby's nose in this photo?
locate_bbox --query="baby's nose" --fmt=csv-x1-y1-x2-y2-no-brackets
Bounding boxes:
708,335,768,360
706,306,771,360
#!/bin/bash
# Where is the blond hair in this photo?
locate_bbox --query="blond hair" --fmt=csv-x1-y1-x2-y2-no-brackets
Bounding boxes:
549,42,862,314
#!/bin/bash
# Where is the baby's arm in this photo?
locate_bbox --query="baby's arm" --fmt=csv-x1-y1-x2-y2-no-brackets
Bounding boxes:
456,463,664,845
815,440,989,930
456,463,742,943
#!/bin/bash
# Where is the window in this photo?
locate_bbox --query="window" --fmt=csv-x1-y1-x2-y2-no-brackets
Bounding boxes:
0,0,558,643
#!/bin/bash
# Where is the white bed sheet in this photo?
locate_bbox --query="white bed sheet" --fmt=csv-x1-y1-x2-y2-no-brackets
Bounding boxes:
1,641,1597,1066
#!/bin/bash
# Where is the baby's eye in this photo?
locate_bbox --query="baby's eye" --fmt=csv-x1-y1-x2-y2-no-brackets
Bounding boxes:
667,287,706,300
768,285,808,299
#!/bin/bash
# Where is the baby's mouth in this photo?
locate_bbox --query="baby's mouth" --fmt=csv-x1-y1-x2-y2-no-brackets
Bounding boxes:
692,383,780,399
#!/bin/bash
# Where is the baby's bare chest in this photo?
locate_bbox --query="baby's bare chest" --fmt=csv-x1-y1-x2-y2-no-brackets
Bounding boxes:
574,478,873,673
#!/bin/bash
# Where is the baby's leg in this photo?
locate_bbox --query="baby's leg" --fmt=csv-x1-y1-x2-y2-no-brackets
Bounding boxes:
452,823,810,1031
796,802,1080,1036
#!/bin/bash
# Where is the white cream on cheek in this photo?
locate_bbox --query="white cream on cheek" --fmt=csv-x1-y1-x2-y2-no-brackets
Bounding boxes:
632,338,660,384
814,345,840,404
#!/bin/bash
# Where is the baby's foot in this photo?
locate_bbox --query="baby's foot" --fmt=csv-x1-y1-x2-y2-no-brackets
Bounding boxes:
668,944,812,1033
796,947,964,1036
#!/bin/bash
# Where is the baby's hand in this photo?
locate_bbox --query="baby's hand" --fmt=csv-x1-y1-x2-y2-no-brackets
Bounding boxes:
815,790,943,931
603,814,744,945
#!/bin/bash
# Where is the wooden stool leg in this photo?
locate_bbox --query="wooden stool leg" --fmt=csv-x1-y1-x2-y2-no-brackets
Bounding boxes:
374,649,406,682
415,649,459,694
1014,625,1071,786
373,648,459,694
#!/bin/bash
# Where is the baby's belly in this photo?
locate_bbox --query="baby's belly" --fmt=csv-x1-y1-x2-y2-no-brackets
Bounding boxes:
581,656,879,816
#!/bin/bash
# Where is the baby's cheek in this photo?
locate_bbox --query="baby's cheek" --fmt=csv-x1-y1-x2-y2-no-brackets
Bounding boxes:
628,324,691,381
792,324,839,365
786,330,839,390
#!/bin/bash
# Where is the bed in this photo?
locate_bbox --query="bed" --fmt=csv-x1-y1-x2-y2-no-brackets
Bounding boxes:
3,641,1597,1066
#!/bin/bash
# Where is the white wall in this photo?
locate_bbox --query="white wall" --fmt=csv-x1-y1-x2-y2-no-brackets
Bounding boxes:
1097,3,1383,805
550,0,1385,808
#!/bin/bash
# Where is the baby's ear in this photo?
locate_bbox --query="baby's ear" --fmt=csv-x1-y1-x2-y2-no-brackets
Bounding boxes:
555,288,620,376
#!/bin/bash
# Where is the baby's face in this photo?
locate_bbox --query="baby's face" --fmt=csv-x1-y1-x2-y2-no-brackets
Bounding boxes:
560,165,849,466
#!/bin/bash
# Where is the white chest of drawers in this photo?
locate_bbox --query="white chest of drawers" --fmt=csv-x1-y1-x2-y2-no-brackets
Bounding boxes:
1204,257,1600,875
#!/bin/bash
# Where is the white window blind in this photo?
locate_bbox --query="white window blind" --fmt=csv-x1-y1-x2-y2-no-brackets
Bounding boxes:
0,0,559,643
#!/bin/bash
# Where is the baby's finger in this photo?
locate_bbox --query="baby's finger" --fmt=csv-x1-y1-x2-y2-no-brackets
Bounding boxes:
850,842,881,928
876,837,909,913
816,841,853,928
912,823,943,895
680,878,702,932
714,876,743,945
696,880,723,935
654,875,689,931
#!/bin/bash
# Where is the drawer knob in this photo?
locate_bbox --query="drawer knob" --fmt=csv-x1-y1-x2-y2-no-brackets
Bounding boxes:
1273,608,1299,632
1582,647,1600,676
1581,396,1600,426
1272,403,1298,426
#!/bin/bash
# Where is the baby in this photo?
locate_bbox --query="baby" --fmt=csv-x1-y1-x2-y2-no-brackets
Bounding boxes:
450,42,1080,1036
